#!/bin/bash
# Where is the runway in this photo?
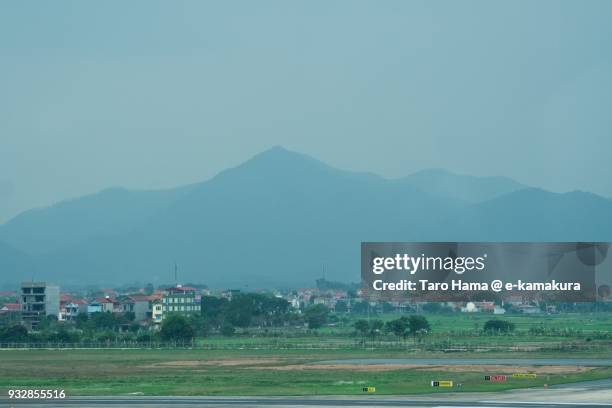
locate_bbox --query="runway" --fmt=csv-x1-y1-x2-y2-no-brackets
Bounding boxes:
1,396,611,408
2,379,611,408
309,358,612,367
0,397,610,408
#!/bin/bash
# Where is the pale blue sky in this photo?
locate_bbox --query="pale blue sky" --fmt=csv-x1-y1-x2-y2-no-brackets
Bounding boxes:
1,0,611,223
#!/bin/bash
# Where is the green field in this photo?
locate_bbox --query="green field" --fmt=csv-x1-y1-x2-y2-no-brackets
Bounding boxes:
1,348,612,396
194,312,612,352
1,312,610,396
238,312,612,336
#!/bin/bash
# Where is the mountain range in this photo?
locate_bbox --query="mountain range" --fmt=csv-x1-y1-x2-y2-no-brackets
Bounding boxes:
1,146,611,289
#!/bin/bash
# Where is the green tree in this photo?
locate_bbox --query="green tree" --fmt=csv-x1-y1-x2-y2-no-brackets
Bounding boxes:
335,300,348,313
225,294,256,327
203,294,292,329
136,332,154,343
202,295,229,327
160,315,195,342
0,324,29,342
252,294,291,327
75,312,89,328
369,319,384,339
188,314,211,337
304,304,329,329
351,301,369,314
407,315,430,343
89,312,120,331
354,319,369,338
121,312,136,323
484,319,515,333
36,314,59,331
408,315,430,334
51,328,80,343
220,321,236,337
385,317,408,340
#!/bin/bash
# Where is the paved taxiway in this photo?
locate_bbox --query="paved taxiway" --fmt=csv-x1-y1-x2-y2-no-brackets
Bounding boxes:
2,360,610,408
310,358,612,366
2,379,611,408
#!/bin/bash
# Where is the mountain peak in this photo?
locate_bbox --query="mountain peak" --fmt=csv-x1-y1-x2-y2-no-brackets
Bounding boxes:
261,145,292,155
223,146,335,179
248,145,314,163
2,147,612,286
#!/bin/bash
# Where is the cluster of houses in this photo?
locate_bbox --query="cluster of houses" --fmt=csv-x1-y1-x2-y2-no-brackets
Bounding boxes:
286,288,349,310
1,282,203,330
281,288,533,315
0,281,564,331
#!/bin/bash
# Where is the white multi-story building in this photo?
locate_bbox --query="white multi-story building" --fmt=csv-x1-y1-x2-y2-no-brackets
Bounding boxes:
20,282,60,329
161,285,201,319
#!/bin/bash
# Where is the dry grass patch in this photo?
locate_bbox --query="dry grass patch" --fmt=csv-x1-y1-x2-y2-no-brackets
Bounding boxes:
143,357,284,369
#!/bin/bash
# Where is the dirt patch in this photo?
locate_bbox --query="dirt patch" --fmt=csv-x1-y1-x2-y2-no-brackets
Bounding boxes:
202,358,283,367
143,358,283,369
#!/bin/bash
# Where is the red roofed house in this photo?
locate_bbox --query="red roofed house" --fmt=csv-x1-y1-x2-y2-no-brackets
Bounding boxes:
88,297,116,314
1,303,20,313
121,295,153,322
0,303,21,323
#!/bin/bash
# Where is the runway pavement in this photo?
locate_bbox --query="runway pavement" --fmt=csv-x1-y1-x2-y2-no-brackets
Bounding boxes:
309,358,612,366
2,379,611,408
1,396,611,408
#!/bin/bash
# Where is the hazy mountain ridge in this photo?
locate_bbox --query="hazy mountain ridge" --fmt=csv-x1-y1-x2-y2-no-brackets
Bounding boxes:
1,147,611,287
29,147,466,287
444,188,612,242
0,184,197,255
0,240,33,284
398,168,526,203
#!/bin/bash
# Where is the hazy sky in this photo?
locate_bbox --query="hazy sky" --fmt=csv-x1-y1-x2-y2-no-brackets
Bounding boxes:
1,1,611,223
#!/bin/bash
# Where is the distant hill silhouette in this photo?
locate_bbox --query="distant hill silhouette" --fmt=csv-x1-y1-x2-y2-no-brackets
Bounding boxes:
399,168,525,203
1,147,611,288
0,185,195,255
444,188,612,241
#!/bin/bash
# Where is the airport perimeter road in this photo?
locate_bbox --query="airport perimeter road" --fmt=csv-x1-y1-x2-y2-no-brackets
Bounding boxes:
310,358,612,366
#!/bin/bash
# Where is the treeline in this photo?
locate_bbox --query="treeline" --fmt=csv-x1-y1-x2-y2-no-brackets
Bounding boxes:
201,294,337,333
3,291,612,345
0,293,335,344
353,315,431,342
351,317,525,341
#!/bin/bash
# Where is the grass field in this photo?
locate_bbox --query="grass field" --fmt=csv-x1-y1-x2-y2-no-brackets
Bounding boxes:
1,348,612,396
235,312,612,337
0,312,610,396
194,312,612,352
